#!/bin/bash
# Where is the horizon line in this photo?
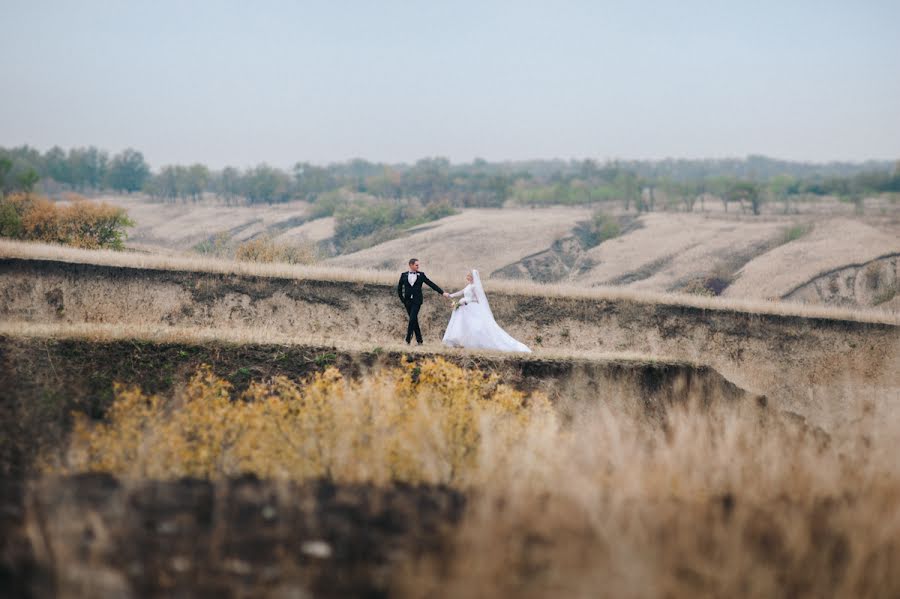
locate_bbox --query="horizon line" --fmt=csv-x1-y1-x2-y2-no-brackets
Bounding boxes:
2,143,897,172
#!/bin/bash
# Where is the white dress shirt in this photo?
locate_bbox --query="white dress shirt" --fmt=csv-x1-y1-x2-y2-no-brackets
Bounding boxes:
407,271,418,286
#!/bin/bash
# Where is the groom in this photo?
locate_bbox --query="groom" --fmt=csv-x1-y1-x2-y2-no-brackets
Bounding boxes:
397,258,449,344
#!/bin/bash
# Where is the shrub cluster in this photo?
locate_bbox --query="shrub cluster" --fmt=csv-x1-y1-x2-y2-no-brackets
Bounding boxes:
0,192,133,249
56,358,553,484
573,210,622,248
44,356,900,596
782,222,813,243
233,235,318,265
194,232,318,265
331,196,458,253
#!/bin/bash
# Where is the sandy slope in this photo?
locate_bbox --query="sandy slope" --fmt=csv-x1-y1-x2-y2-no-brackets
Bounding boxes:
724,218,900,299
325,207,592,279
579,213,789,290
95,194,899,308
99,195,313,250
276,216,336,243
487,210,899,308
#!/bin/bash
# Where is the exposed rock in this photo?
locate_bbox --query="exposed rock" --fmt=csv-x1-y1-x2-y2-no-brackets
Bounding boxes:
491,215,640,283
783,253,900,310
1,257,897,433
491,235,596,283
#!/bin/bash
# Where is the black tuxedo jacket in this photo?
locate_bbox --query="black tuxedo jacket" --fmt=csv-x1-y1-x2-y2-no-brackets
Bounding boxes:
397,271,444,305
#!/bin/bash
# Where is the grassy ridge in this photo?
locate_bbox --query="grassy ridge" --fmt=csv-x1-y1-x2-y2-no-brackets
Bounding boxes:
2,238,897,324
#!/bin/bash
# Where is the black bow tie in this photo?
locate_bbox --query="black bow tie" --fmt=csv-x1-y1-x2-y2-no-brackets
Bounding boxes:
408,272,418,275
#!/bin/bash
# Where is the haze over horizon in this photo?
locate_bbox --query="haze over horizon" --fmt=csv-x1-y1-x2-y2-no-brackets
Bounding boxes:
2,0,899,170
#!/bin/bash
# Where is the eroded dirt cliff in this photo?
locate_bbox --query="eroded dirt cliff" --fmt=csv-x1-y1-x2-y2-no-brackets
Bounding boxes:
1,257,898,429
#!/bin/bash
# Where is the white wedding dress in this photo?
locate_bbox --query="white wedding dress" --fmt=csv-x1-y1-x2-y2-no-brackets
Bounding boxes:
442,270,531,353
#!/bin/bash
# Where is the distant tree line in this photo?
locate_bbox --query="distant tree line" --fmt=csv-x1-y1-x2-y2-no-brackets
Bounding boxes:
2,145,898,218
0,158,134,250
1,146,150,195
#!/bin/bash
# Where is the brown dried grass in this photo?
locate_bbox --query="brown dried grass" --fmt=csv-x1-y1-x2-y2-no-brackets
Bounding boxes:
2,238,897,325
28,339,900,598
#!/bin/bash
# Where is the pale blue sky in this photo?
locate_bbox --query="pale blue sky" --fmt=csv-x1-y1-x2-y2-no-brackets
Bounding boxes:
2,0,899,168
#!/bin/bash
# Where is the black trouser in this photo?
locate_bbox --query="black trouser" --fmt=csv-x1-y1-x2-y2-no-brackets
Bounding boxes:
405,300,422,343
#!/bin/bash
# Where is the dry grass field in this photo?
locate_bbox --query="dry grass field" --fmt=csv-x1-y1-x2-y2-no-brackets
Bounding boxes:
88,194,900,311
577,212,790,289
579,215,897,302
5,0,898,593
724,218,900,306
1,239,898,431
96,194,318,251
4,329,899,597
3,238,896,324
2,235,899,598
326,206,593,274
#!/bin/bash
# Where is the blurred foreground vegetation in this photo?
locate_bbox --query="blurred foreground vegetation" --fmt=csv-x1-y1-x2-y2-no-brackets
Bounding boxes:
52,358,550,484
45,356,900,597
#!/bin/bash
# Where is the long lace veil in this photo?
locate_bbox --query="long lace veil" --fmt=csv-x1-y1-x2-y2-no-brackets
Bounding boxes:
471,269,497,323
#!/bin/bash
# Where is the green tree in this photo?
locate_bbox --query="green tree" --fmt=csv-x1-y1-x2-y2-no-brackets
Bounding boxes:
17,168,40,193
0,157,12,196
185,164,210,201
707,177,735,212
44,146,70,184
661,179,697,212
769,175,799,214
404,157,452,202
726,180,763,215
154,165,184,200
293,162,337,198
67,146,108,190
614,171,639,211
107,149,150,192
574,211,621,247
216,166,243,203
0,202,22,237
245,164,290,203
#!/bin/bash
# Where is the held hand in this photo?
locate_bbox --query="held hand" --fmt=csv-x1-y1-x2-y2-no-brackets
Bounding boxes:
443,292,450,298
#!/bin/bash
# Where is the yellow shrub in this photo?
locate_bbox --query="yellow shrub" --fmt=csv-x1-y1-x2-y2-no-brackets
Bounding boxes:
58,198,134,249
234,235,318,265
55,358,554,486
0,192,133,249
20,195,61,243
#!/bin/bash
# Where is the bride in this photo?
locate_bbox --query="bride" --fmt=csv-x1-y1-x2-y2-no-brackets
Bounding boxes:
442,270,531,353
